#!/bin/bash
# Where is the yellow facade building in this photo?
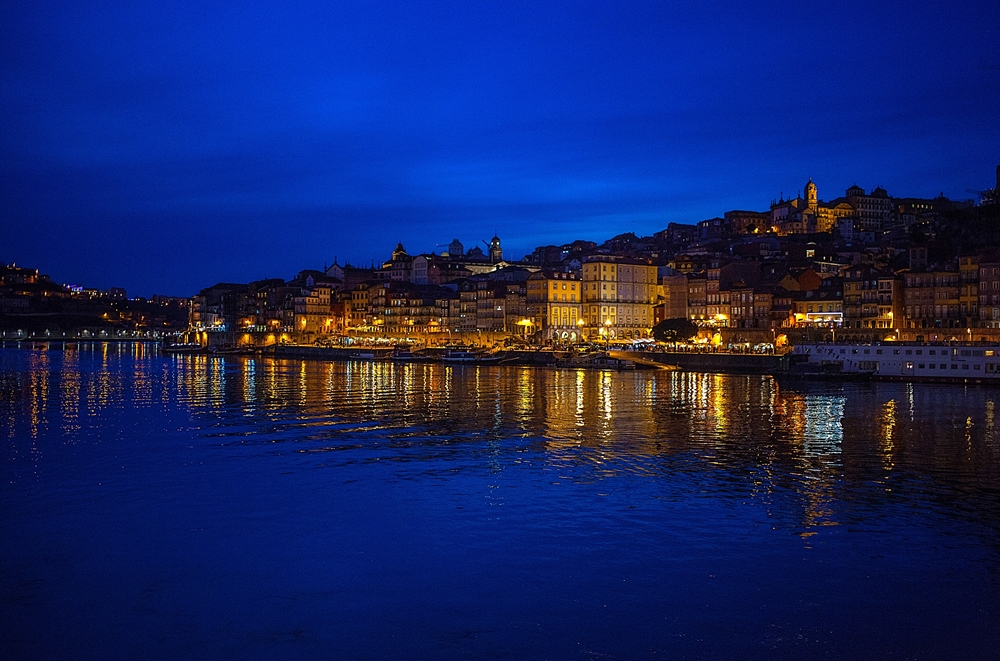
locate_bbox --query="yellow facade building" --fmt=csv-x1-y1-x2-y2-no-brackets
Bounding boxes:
582,257,657,340
526,271,583,342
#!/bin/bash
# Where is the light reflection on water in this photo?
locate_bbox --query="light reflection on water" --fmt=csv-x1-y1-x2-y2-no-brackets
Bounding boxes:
3,343,1000,659
6,345,1000,528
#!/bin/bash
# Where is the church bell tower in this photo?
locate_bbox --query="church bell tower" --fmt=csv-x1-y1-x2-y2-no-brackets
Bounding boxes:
805,178,818,211
489,235,503,264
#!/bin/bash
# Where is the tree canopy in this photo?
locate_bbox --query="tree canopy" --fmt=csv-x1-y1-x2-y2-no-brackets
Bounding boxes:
652,318,699,342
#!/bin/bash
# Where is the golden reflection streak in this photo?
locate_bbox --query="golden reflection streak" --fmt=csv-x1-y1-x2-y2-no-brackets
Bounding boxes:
60,348,81,437
209,357,224,408
880,399,896,474
300,359,308,406
575,369,585,433
601,370,612,427
243,358,257,404
28,350,50,441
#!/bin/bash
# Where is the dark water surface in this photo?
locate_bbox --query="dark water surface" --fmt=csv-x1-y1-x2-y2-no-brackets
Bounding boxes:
3,343,1000,659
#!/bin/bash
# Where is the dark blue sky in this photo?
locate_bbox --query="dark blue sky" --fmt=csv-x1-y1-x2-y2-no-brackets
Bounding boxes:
3,1,999,296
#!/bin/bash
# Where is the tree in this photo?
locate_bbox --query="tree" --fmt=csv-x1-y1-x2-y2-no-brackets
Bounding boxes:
652,318,698,342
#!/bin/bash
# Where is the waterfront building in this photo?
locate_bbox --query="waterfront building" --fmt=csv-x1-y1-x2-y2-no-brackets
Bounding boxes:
687,272,708,324
727,282,771,329
770,287,795,329
293,284,332,340
706,264,724,323
960,255,979,326
457,279,478,332
475,279,510,332
367,281,457,334
979,258,1000,327
347,284,372,331
902,268,962,330
247,278,294,331
581,257,657,340
189,282,248,331
660,270,689,321
526,271,583,342
841,266,901,336
503,281,528,336
792,285,843,328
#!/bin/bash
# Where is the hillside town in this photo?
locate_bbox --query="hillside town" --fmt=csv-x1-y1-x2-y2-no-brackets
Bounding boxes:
183,171,1000,349
0,263,188,339
4,169,1000,349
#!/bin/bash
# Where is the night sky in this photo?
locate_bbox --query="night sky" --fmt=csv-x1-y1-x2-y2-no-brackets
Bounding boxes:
3,1,999,297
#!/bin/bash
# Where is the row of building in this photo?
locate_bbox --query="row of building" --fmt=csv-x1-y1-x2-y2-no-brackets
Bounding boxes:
185,168,1000,345
188,246,1000,347
189,251,661,345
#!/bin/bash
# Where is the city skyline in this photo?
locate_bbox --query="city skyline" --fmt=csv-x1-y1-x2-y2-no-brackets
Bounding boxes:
3,0,999,297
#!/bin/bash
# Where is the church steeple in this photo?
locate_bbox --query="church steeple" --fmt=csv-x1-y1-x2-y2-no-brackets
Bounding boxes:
805,178,818,210
489,234,502,264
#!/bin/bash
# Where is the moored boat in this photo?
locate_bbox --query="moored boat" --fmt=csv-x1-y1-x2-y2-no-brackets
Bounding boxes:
440,349,504,365
788,342,1000,383
160,343,206,354
391,348,432,362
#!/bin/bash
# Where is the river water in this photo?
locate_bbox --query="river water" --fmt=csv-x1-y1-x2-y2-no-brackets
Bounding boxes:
2,343,1000,659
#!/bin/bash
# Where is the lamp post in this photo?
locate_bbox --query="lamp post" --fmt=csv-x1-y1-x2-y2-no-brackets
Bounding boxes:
517,318,532,343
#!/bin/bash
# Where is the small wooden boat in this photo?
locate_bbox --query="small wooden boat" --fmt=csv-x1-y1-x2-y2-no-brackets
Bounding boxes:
440,349,504,365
